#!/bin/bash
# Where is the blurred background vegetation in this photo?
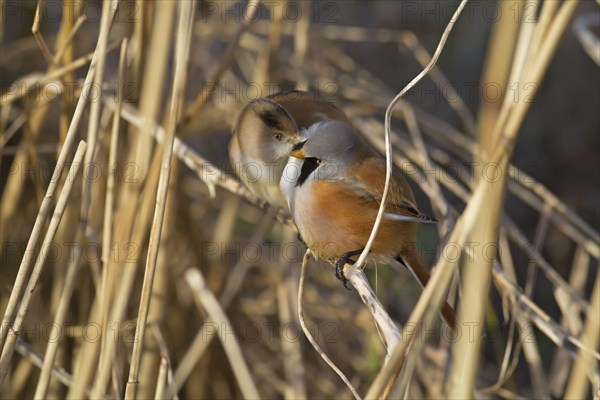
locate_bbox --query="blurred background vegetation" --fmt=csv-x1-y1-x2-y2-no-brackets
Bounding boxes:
1,0,598,399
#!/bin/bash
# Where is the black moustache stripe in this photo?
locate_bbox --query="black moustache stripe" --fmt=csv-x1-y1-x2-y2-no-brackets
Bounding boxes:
296,158,320,187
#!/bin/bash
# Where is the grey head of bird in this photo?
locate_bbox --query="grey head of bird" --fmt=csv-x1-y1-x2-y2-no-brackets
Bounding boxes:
290,120,366,185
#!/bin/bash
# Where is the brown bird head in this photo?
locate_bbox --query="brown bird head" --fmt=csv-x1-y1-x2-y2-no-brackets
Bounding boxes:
234,98,303,164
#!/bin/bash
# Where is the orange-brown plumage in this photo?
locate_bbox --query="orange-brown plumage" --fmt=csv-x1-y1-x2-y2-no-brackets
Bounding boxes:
283,120,456,327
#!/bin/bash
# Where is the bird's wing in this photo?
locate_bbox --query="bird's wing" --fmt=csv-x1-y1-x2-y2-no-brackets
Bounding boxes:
345,156,437,224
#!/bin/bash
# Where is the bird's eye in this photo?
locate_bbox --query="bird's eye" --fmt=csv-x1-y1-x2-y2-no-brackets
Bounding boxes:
273,133,282,140
316,159,325,165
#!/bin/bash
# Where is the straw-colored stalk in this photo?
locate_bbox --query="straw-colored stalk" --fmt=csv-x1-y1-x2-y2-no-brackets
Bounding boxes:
297,250,361,400
0,1,118,353
31,0,56,66
276,241,307,400
182,0,261,124
449,3,580,397
0,41,121,105
564,273,600,398
33,37,128,400
185,268,260,399
353,0,469,270
99,35,127,371
0,141,88,384
124,2,195,398
163,213,275,397
129,0,175,181
89,150,163,398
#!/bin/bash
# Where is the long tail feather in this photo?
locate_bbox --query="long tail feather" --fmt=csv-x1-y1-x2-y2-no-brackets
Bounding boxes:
395,253,457,328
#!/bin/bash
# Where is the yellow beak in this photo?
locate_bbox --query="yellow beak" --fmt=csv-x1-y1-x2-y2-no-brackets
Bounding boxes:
290,140,306,159
290,150,305,159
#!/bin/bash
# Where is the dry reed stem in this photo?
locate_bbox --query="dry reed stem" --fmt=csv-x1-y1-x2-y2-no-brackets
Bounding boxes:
151,325,179,400
185,268,260,399
66,296,102,397
31,0,56,67
130,0,175,180
447,0,525,384
368,108,598,360
155,357,169,400
524,206,551,296
0,40,122,105
79,0,117,350
297,250,361,400
0,112,26,149
90,151,163,398
52,15,87,65
182,0,260,124
445,10,583,395
0,140,87,384
137,175,176,397
277,281,305,400
475,0,521,171
33,37,127,399
481,238,519,395
124,3,194,396
15,340,75,391
401,104,451,235
526,0,559,77
99,36,127,365
366,173,493,399
548,245,591,395
398,32,477,137
574,13,600,66
491,265,600,361
346,266,402,359
564,273,600,399
252,1,283,84
163,213,274,397
0,2,118,349
325,41,594,256
356,112,592,322
129,0,145,87
354,0,469,270
46,2,119,396
291,0,310,89
491,0,579,164
125,2,195,399
323,102,596,395
55,0,82,151
514,314,550,399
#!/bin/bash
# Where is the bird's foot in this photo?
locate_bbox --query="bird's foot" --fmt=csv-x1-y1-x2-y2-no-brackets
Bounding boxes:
335,258,351,289
335,249,364,290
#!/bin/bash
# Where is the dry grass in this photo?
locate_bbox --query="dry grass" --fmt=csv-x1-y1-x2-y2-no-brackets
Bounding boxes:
1,1,599,399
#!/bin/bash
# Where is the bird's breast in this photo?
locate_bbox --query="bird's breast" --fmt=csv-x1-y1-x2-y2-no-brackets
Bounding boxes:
292,181,418,262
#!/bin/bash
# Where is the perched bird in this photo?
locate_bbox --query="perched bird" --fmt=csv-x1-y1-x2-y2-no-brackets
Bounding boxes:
282,120,456,326
229,91,349,210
